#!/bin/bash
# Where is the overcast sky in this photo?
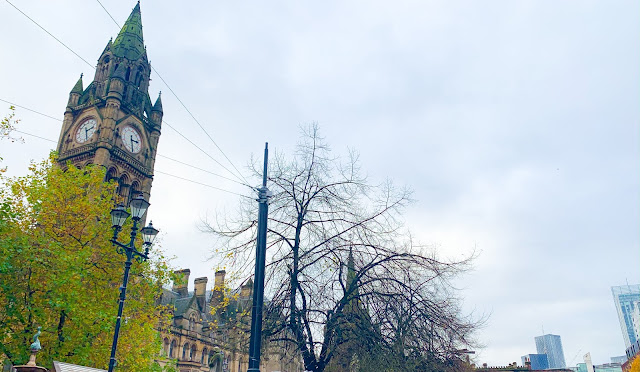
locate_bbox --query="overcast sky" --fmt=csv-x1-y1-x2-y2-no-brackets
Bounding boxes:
1,0,638,366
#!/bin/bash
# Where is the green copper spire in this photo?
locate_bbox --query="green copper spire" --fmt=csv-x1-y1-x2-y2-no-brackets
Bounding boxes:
112,2,144,60
152,92,163,112
71,74,84,94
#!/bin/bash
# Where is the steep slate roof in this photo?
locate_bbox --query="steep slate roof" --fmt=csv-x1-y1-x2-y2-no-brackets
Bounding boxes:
174,296,195,317
112,2,145,60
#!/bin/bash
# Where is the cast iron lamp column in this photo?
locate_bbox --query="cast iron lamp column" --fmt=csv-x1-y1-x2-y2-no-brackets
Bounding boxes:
247,143,271,372
107,195,159,372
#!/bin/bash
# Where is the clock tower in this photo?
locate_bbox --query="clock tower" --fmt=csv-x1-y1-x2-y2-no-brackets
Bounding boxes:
56,2,162,202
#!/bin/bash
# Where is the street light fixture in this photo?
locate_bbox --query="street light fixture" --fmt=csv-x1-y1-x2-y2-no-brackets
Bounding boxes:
107,194,158,372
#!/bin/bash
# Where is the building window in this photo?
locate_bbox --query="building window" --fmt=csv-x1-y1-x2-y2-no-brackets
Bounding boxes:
202,348,208,364
169,340,176,358
182,343,189,360
190,345,196,361
189,313,197,331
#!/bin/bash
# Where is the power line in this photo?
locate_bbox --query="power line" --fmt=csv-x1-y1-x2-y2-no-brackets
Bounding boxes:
2,100,251,191
0,98,62,122
92,0,252,188
154,171,252,199
5,0,95,69
161,119,253,188
95,0,120,28
4,1,251,190
150,65,252,187
159,154,247,187
13,130,56,143
7,129,251,198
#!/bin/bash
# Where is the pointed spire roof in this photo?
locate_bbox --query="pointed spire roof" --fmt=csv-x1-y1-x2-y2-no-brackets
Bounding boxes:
112,2,145,60
71,74,84,94
152,92,163,112
346,248,358,296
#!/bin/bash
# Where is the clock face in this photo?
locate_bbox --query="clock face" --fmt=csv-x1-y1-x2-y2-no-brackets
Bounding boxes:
75,118,97,143
121,125,142,153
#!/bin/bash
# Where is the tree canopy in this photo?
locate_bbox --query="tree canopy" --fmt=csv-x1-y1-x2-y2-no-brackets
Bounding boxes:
206,124,480,372
0,155,173,371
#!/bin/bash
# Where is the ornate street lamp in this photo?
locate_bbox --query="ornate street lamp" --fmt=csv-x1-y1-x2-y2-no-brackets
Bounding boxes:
107,194,159,372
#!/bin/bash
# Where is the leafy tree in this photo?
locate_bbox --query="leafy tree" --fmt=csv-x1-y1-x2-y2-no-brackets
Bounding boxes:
1,106,23,174
0,155,174,371
1,106,22,143
206,124,480,372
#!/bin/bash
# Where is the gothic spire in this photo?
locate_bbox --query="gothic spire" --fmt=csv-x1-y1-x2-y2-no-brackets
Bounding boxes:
347,248,359,297
152,92,163,112
111,2,145,60
70,74,84,94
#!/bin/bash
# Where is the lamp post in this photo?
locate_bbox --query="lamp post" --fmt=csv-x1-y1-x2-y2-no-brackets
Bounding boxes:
247,143,270,372
107,194,159,372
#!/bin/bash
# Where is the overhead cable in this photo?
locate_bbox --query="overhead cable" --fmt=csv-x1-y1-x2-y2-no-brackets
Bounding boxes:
92,0,253,188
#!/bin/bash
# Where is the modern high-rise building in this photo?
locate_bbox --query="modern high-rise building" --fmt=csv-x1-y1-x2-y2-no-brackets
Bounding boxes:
611,285,640,348
521,353,549,370
535,334,566,368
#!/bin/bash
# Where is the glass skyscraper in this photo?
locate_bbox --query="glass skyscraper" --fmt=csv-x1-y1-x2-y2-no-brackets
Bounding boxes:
521,353,549,370
611,284,640,349
535,334,566,368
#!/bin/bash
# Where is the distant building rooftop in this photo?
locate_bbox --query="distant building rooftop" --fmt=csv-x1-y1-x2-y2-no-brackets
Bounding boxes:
52,361,106,372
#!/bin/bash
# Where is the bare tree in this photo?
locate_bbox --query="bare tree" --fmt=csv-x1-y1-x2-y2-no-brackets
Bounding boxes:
206,124,479,372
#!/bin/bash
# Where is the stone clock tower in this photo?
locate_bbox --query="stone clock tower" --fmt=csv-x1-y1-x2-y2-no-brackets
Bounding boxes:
56,2,162,202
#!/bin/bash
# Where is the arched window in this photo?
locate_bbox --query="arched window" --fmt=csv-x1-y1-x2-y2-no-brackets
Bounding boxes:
125,66,131,81
189,313,197,331
182,343,189,360
129,181,140,205
169,340,176,358
190,344,196,361
201,348,208,364
163,338,169,356
135,66,144,87
106,167,118,183
117,174,130,199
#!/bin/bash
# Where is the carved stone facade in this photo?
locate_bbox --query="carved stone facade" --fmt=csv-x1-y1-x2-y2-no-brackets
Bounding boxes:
55,5,302,371
157,269,303,372
56,3,162,204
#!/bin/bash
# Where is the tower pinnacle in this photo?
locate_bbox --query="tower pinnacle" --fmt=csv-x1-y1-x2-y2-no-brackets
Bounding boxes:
112,2,144,60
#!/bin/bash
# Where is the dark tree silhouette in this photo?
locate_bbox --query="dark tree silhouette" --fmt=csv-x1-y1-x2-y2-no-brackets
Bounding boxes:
206,124,479,372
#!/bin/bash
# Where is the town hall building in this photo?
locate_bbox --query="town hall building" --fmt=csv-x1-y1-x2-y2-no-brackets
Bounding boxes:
54,3,302,372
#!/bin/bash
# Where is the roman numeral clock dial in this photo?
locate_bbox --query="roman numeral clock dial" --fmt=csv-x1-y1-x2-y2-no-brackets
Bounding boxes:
121,125,142,153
